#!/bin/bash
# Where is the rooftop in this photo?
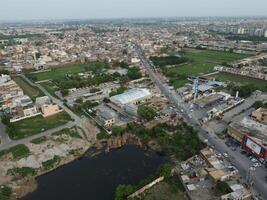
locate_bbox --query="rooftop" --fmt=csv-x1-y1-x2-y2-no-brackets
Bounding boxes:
110,88,151,105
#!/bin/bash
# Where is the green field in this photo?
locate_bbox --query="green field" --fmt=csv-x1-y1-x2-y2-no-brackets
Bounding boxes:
211,72,267,91
13,76,44,98
8,112,72,140
164,49,249,76
27,62,108,81
40,81,59,95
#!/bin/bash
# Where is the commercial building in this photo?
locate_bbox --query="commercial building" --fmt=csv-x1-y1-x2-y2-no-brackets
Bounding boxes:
97,110,115,128
110,88,151,108
228,118,267,161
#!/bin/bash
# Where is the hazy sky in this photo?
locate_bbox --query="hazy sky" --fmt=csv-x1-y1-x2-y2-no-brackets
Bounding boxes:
1,0,267,21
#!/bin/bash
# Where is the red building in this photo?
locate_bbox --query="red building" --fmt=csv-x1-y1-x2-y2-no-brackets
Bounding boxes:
241,135,267,160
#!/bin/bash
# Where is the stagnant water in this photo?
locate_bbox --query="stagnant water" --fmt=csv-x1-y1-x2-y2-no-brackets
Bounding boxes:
22,145,168,200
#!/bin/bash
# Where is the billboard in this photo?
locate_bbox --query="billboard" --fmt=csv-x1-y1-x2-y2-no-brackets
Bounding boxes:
246,138,262,155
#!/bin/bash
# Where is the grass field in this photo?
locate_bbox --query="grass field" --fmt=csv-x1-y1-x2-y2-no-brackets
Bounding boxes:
164,49,249,76
13,76,44,98
40,81,59,95
27,62,108,81
8,112,71,140
211,72,267,91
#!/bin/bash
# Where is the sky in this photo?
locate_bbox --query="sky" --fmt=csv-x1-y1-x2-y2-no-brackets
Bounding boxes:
0,0,267,21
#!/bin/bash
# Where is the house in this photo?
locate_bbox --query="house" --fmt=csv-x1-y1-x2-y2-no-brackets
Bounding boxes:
98,110,115,128
41,103,62,117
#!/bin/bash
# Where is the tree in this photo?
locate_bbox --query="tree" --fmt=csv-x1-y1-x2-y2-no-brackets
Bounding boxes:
215,181,232,195
158,164,173,179
127,67,142,80
112,126,125,136
137,105,157,121
253,101,264,109
61,89,69,97
114,184,134,200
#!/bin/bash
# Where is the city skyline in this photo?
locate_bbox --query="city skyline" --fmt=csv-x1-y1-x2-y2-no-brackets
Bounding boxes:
1,0,267,21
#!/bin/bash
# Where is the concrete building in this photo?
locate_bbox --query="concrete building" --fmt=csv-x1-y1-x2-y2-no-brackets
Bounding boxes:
97,110,115,128
41,104,62,117
251,107,267,124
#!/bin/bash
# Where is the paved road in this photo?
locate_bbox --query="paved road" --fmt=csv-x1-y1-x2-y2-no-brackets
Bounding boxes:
135,44,267,199
0,121,75,151
0,121,10,145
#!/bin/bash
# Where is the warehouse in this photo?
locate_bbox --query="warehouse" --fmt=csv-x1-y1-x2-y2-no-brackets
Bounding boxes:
110,88,151,108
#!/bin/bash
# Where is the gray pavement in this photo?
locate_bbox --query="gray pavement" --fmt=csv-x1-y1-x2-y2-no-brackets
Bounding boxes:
135,44,267,199
0,121,10,145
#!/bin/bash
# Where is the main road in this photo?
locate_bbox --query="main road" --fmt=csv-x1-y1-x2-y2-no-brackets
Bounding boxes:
135,44,267,199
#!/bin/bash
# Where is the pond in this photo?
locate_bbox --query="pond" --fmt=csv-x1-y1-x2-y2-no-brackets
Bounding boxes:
22,145,168,200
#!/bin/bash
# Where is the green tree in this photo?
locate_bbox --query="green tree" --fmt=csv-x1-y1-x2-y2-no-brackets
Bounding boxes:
112,126,125,136
61,89,69,97
127,67,142,80
158,164,173,179
137,105,157,121
114,184,134,200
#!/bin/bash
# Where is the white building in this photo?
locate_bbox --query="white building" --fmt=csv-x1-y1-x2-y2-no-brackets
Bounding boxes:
110,88,151,108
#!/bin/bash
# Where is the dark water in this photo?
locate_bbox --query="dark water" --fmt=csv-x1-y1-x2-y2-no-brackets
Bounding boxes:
22,145,167,200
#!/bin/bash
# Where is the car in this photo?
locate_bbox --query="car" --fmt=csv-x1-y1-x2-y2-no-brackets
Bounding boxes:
249,167,256,171
223,153,228,158
253,163,261,168
251,158,257,163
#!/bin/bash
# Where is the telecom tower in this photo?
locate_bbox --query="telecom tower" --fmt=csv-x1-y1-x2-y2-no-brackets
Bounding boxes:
193,77,199,101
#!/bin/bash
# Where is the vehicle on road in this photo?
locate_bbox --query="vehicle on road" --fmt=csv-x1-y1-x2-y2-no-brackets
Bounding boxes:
223,153,229,158
249,167,256,171
253,163,261,168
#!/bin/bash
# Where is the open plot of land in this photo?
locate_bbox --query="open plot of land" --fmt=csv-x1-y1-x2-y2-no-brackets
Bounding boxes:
211,72,267,91
27,62,108,82
13,76,44,98
8,112,72,140
164,49,249,76
142,181,187,200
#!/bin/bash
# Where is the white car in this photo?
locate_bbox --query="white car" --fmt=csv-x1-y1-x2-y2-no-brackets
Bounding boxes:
251,158,257,163
249,167,256,171
223,153,229,158
253,163,261,168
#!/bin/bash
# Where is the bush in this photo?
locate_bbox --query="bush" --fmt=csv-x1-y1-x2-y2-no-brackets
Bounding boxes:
7,167,36,177
42,156,61,170
31,136,47,144
0,185,12,200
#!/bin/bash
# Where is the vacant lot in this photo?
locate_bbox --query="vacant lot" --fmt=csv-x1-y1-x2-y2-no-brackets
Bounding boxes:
13,76,44,98
161,49,249,88
8,112,71,140
211,72,267,91
27,61,108,81
164,49,248,76
142,181,187,200
0,144,30,160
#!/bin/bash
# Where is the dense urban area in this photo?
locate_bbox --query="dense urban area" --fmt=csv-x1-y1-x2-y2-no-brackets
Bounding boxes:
0,17,267,200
